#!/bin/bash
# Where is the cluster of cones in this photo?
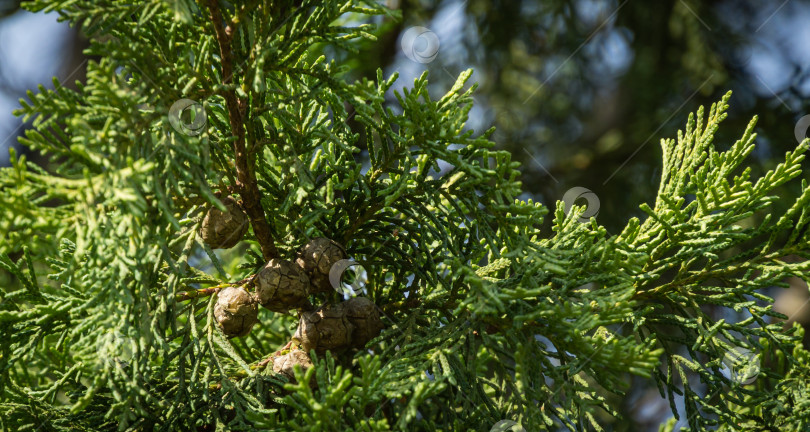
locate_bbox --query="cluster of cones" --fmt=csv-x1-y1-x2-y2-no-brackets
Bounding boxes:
198,196,384,382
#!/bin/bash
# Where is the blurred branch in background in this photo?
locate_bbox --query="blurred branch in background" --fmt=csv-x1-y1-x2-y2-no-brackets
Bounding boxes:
0,2,87,167
0,0,20,18
344,0,810,234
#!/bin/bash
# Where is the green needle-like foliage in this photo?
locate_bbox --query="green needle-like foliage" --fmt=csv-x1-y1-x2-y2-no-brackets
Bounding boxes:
1,1,809,431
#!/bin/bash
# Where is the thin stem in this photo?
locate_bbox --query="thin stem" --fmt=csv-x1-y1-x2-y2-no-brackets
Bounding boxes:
176,286,222,302
175,274,256,302
206,0,279,261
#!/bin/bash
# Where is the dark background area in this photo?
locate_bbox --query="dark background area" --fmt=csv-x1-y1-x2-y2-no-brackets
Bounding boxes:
1,0,809,429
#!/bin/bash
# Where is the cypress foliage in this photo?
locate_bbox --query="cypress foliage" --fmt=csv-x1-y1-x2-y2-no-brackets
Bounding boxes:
1,1,809,430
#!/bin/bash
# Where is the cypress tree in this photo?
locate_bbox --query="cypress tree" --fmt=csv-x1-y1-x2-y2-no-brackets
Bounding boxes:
1,1,809,430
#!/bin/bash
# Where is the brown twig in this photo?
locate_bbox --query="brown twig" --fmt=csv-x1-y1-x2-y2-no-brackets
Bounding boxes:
206,0,279,261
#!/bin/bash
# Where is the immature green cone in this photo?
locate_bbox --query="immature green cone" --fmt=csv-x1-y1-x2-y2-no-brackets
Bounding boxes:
214,286,259,337
295,237,347,293
292,303,354,353
254,259,311,312
199,196,249,249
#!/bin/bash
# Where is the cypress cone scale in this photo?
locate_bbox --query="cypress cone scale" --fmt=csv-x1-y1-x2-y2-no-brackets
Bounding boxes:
254,259,311,312
272,349,314,384
293,303,354,353
343,297,384,348
292,297,384,352
295,237,346,293
199,196,249,249
214,286,259,337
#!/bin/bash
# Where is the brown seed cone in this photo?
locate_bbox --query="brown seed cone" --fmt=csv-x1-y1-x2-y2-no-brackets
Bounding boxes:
342,297,384,348
254,259,311,312
272,349,314,383
295,237,347,293
199,196,249,249
214,286,259,337
292,304,354,353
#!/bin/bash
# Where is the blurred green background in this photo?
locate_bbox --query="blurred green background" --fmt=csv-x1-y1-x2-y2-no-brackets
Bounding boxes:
1,0,809,429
